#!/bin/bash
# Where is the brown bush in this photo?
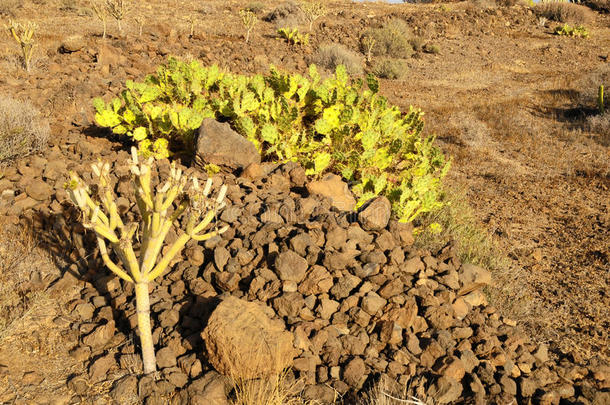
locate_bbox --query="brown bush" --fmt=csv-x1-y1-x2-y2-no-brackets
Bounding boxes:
0,0,20,16
535,2,594,24
312,43,363,75
0,96,49,162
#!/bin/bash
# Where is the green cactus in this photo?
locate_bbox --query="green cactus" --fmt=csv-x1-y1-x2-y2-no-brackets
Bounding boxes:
65,148,229,374
599,85,605,115
93,57,450,224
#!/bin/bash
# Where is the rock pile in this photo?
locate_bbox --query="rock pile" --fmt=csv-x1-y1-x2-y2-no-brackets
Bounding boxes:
1,136,607,404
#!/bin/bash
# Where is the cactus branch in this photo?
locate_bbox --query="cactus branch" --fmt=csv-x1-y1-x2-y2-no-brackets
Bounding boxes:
65,148,228,374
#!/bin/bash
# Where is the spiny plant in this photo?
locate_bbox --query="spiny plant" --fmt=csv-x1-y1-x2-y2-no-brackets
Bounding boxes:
5,20,36,72
277,27,309,46
239,9,258,44
105,0,129,33
92,57,449,224
90,0,108,39
299,1,327,31
554,23,589,37
599,85,604,115
65,148,229,374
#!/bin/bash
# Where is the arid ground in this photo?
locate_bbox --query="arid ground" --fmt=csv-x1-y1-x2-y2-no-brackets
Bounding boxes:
0,0,608,403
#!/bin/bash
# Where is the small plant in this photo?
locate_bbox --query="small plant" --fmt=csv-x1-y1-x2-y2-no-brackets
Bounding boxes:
362,36,375,63
538,16,548,27
554,23,589,38
5,20,37,72
277,27,309,46
65,148,229,374
186,15,197,38
599,85,605,115
105,0,129,33
299,1,327,31
239,9,258,44
423,44,440,54
134,15,144,37
90,0,108,39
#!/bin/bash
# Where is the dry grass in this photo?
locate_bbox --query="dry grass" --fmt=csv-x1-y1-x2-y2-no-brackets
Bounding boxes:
535,2,594,24
360,18,414,59
0,0,20,16
312,43,364,75
0,96,49,162
587,112,610,139
230,370,317,405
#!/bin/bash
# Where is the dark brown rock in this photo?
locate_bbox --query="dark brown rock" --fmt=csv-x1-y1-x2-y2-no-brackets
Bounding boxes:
358,196,391,231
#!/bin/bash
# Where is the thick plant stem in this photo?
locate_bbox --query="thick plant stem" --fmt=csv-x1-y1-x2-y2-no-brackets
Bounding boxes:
136,282,156,374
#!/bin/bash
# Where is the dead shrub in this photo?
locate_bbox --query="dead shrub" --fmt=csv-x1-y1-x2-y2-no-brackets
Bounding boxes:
372,58,408,80
264,1,305,24
0,96,49,162
360,18,413,59
312,43,363,75
535,2,594,24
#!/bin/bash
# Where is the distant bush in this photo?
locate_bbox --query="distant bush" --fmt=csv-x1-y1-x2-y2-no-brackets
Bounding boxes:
536,2,593,24
0,0,20,16
360,18,414,59
0,96,49,162
581,0,610,13
264,1,305,25
312,43,363,75
372,58,408,79
423,43,441,54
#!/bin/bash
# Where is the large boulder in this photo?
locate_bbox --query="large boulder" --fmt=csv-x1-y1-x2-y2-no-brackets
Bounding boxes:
306,174,356,211
202,296,296,380
195,118,260,171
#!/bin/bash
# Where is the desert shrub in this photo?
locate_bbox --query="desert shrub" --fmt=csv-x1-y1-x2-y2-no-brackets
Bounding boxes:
408,36,425,52
0,0,20,16
371,58,408,80
246,1,266,14
581,0,610,13
264,1,305,24
0,96,49,162
495,0,519,6
360,18,413,59
92,57,449,223
312,43,363,75
535,2,593,24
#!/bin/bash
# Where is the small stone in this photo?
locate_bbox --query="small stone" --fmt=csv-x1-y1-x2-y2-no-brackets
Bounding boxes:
358,196,391,231
89,354,115,382
156,347,177,369
317,298,340,320
82,321,115,349
452,297,469,320
60,35,86,53
25,178,53,201
275,250,308,283
111,375,138,403
343,357,366,389
458,263,492,294
519,376,538,397
533,344,549,364
303,384,336,403
307,174,356,211
361,292,387,315
430,376,463,404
